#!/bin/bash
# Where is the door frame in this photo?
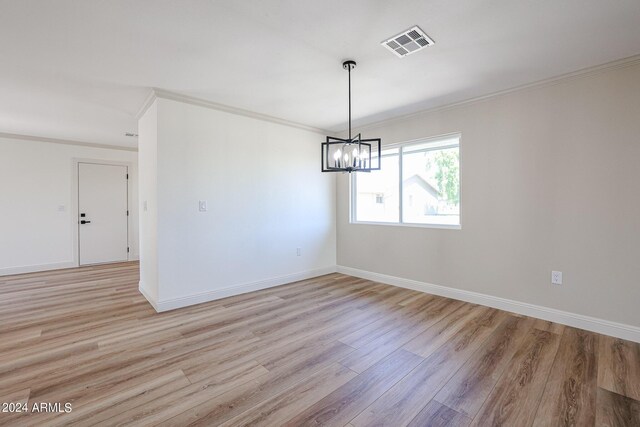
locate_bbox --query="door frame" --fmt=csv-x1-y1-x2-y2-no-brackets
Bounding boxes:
71,158,134,267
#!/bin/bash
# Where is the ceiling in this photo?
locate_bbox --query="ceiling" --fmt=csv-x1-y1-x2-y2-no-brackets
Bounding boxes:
1,0,640,148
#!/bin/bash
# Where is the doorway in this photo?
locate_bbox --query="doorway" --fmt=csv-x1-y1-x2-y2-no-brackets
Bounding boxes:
78,162,129,265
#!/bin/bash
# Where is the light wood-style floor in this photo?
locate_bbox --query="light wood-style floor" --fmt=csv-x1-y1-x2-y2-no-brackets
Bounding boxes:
1,262,639,426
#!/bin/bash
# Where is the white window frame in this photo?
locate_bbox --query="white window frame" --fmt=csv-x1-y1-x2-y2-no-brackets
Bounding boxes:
350,132,461,230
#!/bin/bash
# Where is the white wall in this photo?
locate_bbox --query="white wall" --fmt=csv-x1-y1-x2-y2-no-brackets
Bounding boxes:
338,61,640,330
0,136,138,275
138,96,336,309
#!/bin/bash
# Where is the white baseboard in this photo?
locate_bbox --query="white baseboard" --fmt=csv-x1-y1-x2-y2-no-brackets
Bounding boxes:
0,261,78,277
144,266,337,312
138,281,159,311
337,265,640,343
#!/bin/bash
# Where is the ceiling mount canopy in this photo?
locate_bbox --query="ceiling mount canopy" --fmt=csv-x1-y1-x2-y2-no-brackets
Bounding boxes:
321,60,381,173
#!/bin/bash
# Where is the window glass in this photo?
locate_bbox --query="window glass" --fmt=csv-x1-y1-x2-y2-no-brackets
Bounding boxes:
402,146,459,225
352,136,460,227
354,152,399,223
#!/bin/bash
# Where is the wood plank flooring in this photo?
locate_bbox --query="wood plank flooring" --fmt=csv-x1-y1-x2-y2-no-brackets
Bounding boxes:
1,262,639,426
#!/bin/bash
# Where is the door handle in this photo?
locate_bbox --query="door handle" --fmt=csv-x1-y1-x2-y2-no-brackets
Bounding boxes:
80,220,91,224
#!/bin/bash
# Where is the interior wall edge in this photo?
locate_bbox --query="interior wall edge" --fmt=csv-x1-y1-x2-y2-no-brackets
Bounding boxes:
138,280,159,311
337,265,640,343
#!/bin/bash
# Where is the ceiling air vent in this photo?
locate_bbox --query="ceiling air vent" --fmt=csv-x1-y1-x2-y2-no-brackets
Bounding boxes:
381,26,434,58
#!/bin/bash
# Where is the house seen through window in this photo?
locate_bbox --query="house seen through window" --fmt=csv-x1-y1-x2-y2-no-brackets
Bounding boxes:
351,135,460,227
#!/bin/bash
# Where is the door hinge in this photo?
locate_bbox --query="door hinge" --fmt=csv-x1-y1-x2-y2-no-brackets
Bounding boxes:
126,173,129,179
126,210,129,216
127,247,130,253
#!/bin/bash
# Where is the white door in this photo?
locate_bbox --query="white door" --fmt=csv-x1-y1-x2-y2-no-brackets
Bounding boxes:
78,163,129,265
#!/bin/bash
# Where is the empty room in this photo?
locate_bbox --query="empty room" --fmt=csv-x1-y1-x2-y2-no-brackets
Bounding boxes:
1,1,639,426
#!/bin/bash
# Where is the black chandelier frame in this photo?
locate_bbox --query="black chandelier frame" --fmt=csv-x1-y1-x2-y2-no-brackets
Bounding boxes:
321,60,381,173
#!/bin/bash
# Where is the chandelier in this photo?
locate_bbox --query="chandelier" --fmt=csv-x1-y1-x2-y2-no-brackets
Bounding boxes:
321,60,381,173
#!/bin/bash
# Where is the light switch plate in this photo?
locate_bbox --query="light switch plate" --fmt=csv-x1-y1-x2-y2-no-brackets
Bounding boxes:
199,200,207,212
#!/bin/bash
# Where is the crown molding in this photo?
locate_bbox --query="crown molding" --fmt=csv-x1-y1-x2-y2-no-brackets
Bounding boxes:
350,53,640,133
135,54,640,136
136,88,330,134
0,132,137,152
135,88,158,120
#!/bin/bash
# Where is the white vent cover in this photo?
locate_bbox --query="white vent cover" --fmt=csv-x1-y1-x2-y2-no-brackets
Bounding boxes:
381,26,434,58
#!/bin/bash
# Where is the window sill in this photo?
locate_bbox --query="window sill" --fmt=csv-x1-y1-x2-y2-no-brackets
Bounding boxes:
349,221,462,230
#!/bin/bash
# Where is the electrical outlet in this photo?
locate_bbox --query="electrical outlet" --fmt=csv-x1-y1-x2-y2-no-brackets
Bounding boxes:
198,200,207,212
296,248,302,256
143,201,148,212
551,271,562,285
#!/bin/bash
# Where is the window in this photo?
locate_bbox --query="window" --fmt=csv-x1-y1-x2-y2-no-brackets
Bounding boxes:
351,135,460,228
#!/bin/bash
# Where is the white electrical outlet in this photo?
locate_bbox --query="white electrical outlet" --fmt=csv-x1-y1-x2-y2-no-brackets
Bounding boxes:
551,271,563,285
143,201,148,211
198,200,207,212
296,248,302,256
